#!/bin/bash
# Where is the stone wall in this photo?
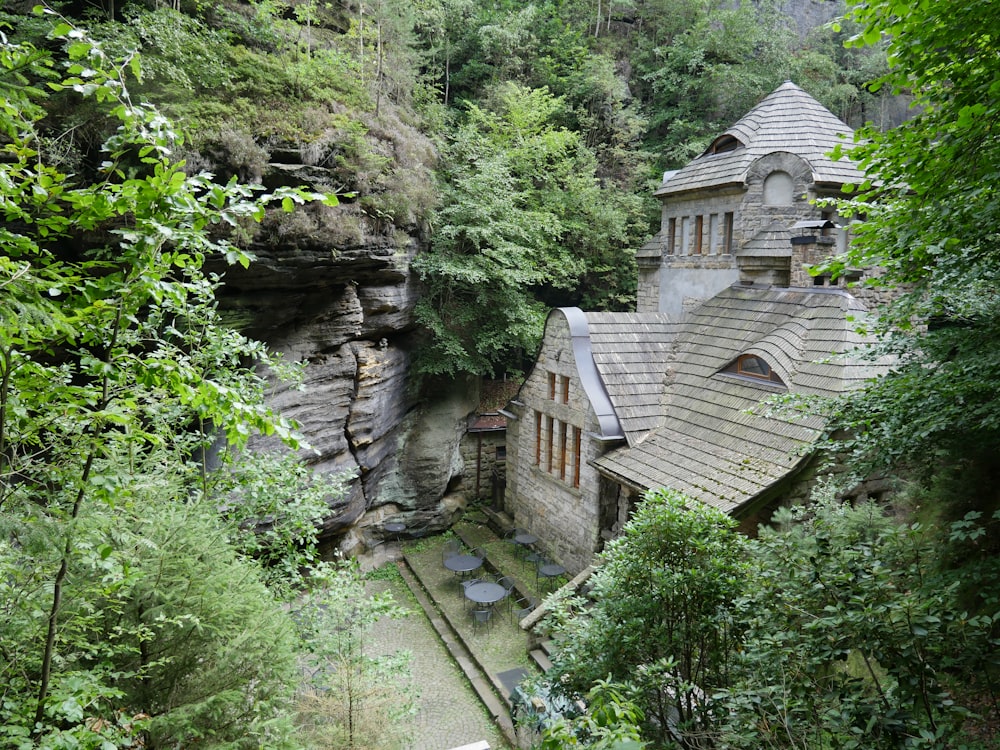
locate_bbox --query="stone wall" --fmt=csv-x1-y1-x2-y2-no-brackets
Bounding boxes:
505,312,616,574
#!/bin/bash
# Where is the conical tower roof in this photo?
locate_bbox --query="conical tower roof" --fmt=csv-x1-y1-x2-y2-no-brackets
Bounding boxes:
655,81,864,197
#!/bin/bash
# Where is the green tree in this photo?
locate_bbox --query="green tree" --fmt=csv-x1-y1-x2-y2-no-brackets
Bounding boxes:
0,14,336,747
820,0,1000,496
413,82,639,377
293,562,415,750
545,488,749,747
718,497,999,749
632,0,797,165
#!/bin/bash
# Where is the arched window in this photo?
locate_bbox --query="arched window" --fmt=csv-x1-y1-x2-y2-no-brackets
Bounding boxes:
722,354,786,386
763,171,794,205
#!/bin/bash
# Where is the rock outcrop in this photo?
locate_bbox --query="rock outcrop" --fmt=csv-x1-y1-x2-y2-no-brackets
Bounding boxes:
204,107,476,554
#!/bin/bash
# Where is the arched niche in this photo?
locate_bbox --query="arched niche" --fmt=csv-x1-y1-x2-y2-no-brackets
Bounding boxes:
763,171,794,206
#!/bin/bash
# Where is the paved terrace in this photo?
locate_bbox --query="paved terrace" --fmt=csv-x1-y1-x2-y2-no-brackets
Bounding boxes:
365,508,589,749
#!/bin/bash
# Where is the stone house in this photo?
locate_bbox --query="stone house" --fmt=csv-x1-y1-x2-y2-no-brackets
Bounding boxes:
501,309,679,572
637,80,866,314
502,82,886,575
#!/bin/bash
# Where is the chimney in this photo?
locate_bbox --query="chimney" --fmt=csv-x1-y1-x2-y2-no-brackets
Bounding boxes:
736,255,791,287
789,219,838,287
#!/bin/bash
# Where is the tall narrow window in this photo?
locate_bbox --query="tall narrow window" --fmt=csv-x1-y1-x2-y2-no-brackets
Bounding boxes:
709,213,719,254
534,411,542,465
723,212,734,254
667,217,677,255
566,424,576,484
556,421,566,479
694,215,704,254
547,371,556,400
545,415,554,472
572,426,582,488
560,375,570,404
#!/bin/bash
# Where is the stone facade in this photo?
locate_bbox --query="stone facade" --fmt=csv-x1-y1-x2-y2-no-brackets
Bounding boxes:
504,312,622,573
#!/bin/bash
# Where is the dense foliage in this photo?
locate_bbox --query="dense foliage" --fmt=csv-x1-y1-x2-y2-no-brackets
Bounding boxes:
0,16,407,749
819,0,1000,504
543,490,999,748
413,82,642,376
546,490,748,745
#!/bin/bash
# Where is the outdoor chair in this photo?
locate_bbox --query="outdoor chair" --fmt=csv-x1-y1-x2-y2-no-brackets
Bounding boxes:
523,547,542,567
512,595,537,624
495,575,517,612
471,607,493,634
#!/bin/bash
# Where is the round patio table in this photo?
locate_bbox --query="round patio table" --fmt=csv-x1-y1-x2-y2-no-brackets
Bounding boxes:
464,581,506,606
444,554,483,575
384,522,406,538
513,532,538,547
538,562,566,589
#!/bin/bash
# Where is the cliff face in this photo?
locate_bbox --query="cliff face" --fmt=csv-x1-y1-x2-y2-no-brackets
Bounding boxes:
780,0,845,38
206,109,475,554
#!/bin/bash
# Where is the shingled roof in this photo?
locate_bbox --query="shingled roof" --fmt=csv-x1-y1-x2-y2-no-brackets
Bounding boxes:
592,285,881,515
584,312,681,442
742,221,794,257
654,81,864,197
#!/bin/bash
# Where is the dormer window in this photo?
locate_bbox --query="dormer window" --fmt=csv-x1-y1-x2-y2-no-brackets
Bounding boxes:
722,354,786,386
706,134,741,155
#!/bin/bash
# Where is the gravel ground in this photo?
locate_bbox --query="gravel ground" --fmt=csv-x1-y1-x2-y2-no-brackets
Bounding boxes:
365,572,513,750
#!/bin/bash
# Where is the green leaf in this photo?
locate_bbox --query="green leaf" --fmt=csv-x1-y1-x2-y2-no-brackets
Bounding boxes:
67,41,91,60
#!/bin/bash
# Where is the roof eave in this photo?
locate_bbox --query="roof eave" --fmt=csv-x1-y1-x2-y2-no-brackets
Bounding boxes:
560,308,625,441
654,179,746,199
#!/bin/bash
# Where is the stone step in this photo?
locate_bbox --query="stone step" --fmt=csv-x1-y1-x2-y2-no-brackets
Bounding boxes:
529,647,553,673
